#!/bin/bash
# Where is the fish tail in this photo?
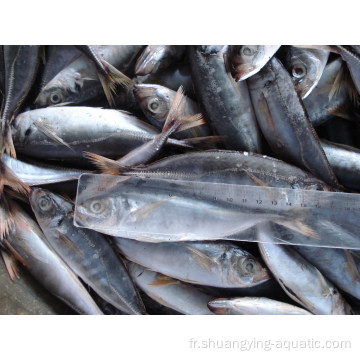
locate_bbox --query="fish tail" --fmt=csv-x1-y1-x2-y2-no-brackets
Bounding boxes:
0,195,15,240
0,122,16,158
99,59,133,108
1,249,19,281
0,159,30,195
175,113,206,133
83,151,127,175
329,62,360,108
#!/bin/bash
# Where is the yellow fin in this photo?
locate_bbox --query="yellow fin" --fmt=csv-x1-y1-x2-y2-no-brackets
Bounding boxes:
181,243,218,271
149,274,178,286
1,250,19,281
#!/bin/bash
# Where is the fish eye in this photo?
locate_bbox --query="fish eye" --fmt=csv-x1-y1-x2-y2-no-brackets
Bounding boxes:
242,46,255,56
292,64,307,79
148,99,160,113
38,196,52,211
243,258,255,274
89,199,107,215
50,91,62,104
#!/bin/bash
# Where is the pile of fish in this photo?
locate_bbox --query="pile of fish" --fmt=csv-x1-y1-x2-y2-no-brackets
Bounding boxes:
1,45,360,315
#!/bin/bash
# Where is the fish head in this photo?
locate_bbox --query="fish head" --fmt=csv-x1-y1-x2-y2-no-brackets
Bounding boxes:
246,57,277,92
229,249,271,286
35,68,96,107
10,111,34,146
135,45,166,76
133,84,172,128
75,192,118,231
30,188,73,230
230,45,280,81
207,298,232,315
286,49,329,99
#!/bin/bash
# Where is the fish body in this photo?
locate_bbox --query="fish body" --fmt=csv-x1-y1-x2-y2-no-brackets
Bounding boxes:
41,46,82,88
3,199,103,315
258,223,352,315
2,153,87,186
114,238,270,288
248,56,339,188
188,45,262,152
208,297,311,315
1,45,41,156
303,58,347,127
30,188,146,315
321,139,360,190
295,244,360,300
11,106,191,160
117,150,331,190
128,262,214,315
76,174,286,242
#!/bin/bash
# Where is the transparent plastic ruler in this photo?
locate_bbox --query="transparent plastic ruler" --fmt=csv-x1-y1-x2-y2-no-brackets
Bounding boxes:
74,174,360,249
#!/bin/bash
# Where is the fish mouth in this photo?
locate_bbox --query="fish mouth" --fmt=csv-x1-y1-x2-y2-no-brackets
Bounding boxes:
207,299,230,314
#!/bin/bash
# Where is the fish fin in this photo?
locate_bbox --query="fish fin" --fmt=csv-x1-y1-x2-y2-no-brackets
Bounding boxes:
162,86,185,131
150,274,178,286
243,169,270,188
315,267,336,297
83,152,126,175
326,103,353,120
181,135,223,149
344,250,360,284
0,160,31,195
131,197,174,222
4,127,16,158
176,113,206,133
2,238,28,268
272,218,320,239
0,196,15,239
56,231,83,255
4,188,30,204
33,118,74,151
98,60,133,108
329,62,360,107
1,250,19,281
180,243,217,271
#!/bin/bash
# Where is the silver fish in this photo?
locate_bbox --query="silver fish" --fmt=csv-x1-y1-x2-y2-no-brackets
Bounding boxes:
35,45,142,107
128,262,214,315
2,153,88,186
11,106,192,160
113,238,270,288
208,297,311,315
29,188,146,315
1,197,102,315
284,46,329,99
258,222,352,315
135,45,186,76
229,45,281,81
